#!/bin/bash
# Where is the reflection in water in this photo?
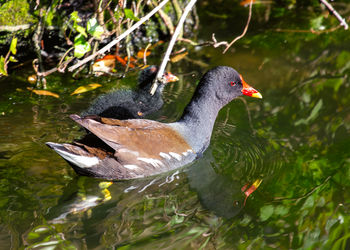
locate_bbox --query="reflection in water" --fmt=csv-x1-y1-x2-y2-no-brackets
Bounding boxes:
186,150,245,218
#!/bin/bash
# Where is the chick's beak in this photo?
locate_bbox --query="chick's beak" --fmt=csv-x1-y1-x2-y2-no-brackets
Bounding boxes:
240,75,262,99
164,72,179,83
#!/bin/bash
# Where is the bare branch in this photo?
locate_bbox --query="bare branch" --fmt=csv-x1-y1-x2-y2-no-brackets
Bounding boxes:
68,0,170,72
150,0,197,95
210,0,253,53
223,0,253,53
320,0,348,30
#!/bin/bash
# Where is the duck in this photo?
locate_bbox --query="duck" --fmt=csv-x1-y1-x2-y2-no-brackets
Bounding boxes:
81,65,178,119
46,66,262,180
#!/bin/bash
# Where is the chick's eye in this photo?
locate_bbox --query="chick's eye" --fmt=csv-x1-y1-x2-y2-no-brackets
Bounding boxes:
230,81,236,86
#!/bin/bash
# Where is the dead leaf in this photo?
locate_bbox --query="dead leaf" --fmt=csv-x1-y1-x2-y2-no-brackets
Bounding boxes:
137,49,151,59
71,83,102,95
170,51,188,63
27,87,60,98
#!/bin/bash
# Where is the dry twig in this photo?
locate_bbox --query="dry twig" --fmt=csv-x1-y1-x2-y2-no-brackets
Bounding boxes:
211,0,253,53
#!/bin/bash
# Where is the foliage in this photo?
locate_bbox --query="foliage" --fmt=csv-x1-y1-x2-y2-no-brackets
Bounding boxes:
0,36,17,76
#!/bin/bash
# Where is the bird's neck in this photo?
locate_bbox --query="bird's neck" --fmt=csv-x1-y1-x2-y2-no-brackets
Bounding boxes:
175,93,222,154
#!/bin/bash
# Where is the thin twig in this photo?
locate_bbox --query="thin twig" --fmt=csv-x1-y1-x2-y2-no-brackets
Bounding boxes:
210,0,253,53
273,176,332,202
320,0,348,30
68,0,170,72
143,43,152,65
223,0,253,53
150,0,197,95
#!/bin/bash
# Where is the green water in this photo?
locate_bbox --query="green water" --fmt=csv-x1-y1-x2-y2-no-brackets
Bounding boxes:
1,2,350,249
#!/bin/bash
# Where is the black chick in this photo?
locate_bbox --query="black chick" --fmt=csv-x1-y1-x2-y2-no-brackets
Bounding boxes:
81,65,178,119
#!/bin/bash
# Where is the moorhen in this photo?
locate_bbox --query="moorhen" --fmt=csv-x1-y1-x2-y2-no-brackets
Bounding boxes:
81,65,178,119
47,66,262,180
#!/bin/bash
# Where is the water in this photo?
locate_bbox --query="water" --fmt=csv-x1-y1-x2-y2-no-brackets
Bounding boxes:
1,3,350,249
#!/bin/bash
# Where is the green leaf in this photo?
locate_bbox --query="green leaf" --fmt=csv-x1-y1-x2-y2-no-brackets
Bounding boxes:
70,11,81,23
274,205,289,216
45,9,54,26
0,56,7,76
87,18,104,39
170,214,184,226
74,34,91,58
9,56,17,62
76,25,87,37
295,99,323,126
301,195,314,210
124,8,140,21
310,16,324,30
260,205,274,221
10,37,17,55
308,99,323,122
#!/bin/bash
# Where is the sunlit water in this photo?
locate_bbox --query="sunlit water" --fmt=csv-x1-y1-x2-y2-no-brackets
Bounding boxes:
1,4,350,249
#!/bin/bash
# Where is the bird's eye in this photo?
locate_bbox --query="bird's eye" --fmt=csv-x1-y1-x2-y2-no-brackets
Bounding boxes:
230,81,236,86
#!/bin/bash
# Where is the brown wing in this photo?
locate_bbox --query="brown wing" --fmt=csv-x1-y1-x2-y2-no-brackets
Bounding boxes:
70,115,193,160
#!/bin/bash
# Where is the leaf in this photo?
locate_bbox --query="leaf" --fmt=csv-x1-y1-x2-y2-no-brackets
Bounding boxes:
0,56,7,76
170,214,184,226
9,56,17,62
307,99,323,122
137,49,151,59
310,16,324,30
124,8,140,21
74,34,91,58
301,195,314,210
260,205,274,221
76,25,87,37
87,18,104,39
71,83,102,95
70,11,81,23
27,87,60,98
170,51,188,63
295,99,323,126
10,37,17,55
274,205,289,216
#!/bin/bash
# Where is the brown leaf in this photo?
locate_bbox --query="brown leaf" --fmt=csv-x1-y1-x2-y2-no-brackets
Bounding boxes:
71,83,102,95
170,51,188,63
27,87,60,98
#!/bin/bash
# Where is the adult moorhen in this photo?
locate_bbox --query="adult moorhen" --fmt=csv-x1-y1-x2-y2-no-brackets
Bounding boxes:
47,66,262,180
81,65,178,119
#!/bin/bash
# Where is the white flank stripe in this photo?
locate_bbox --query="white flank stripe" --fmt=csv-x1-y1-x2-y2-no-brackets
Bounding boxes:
124,164,139,170
169,152,182,161
159,152,171,160
54,148,99,168
137,157,164,168
119,148,139,156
